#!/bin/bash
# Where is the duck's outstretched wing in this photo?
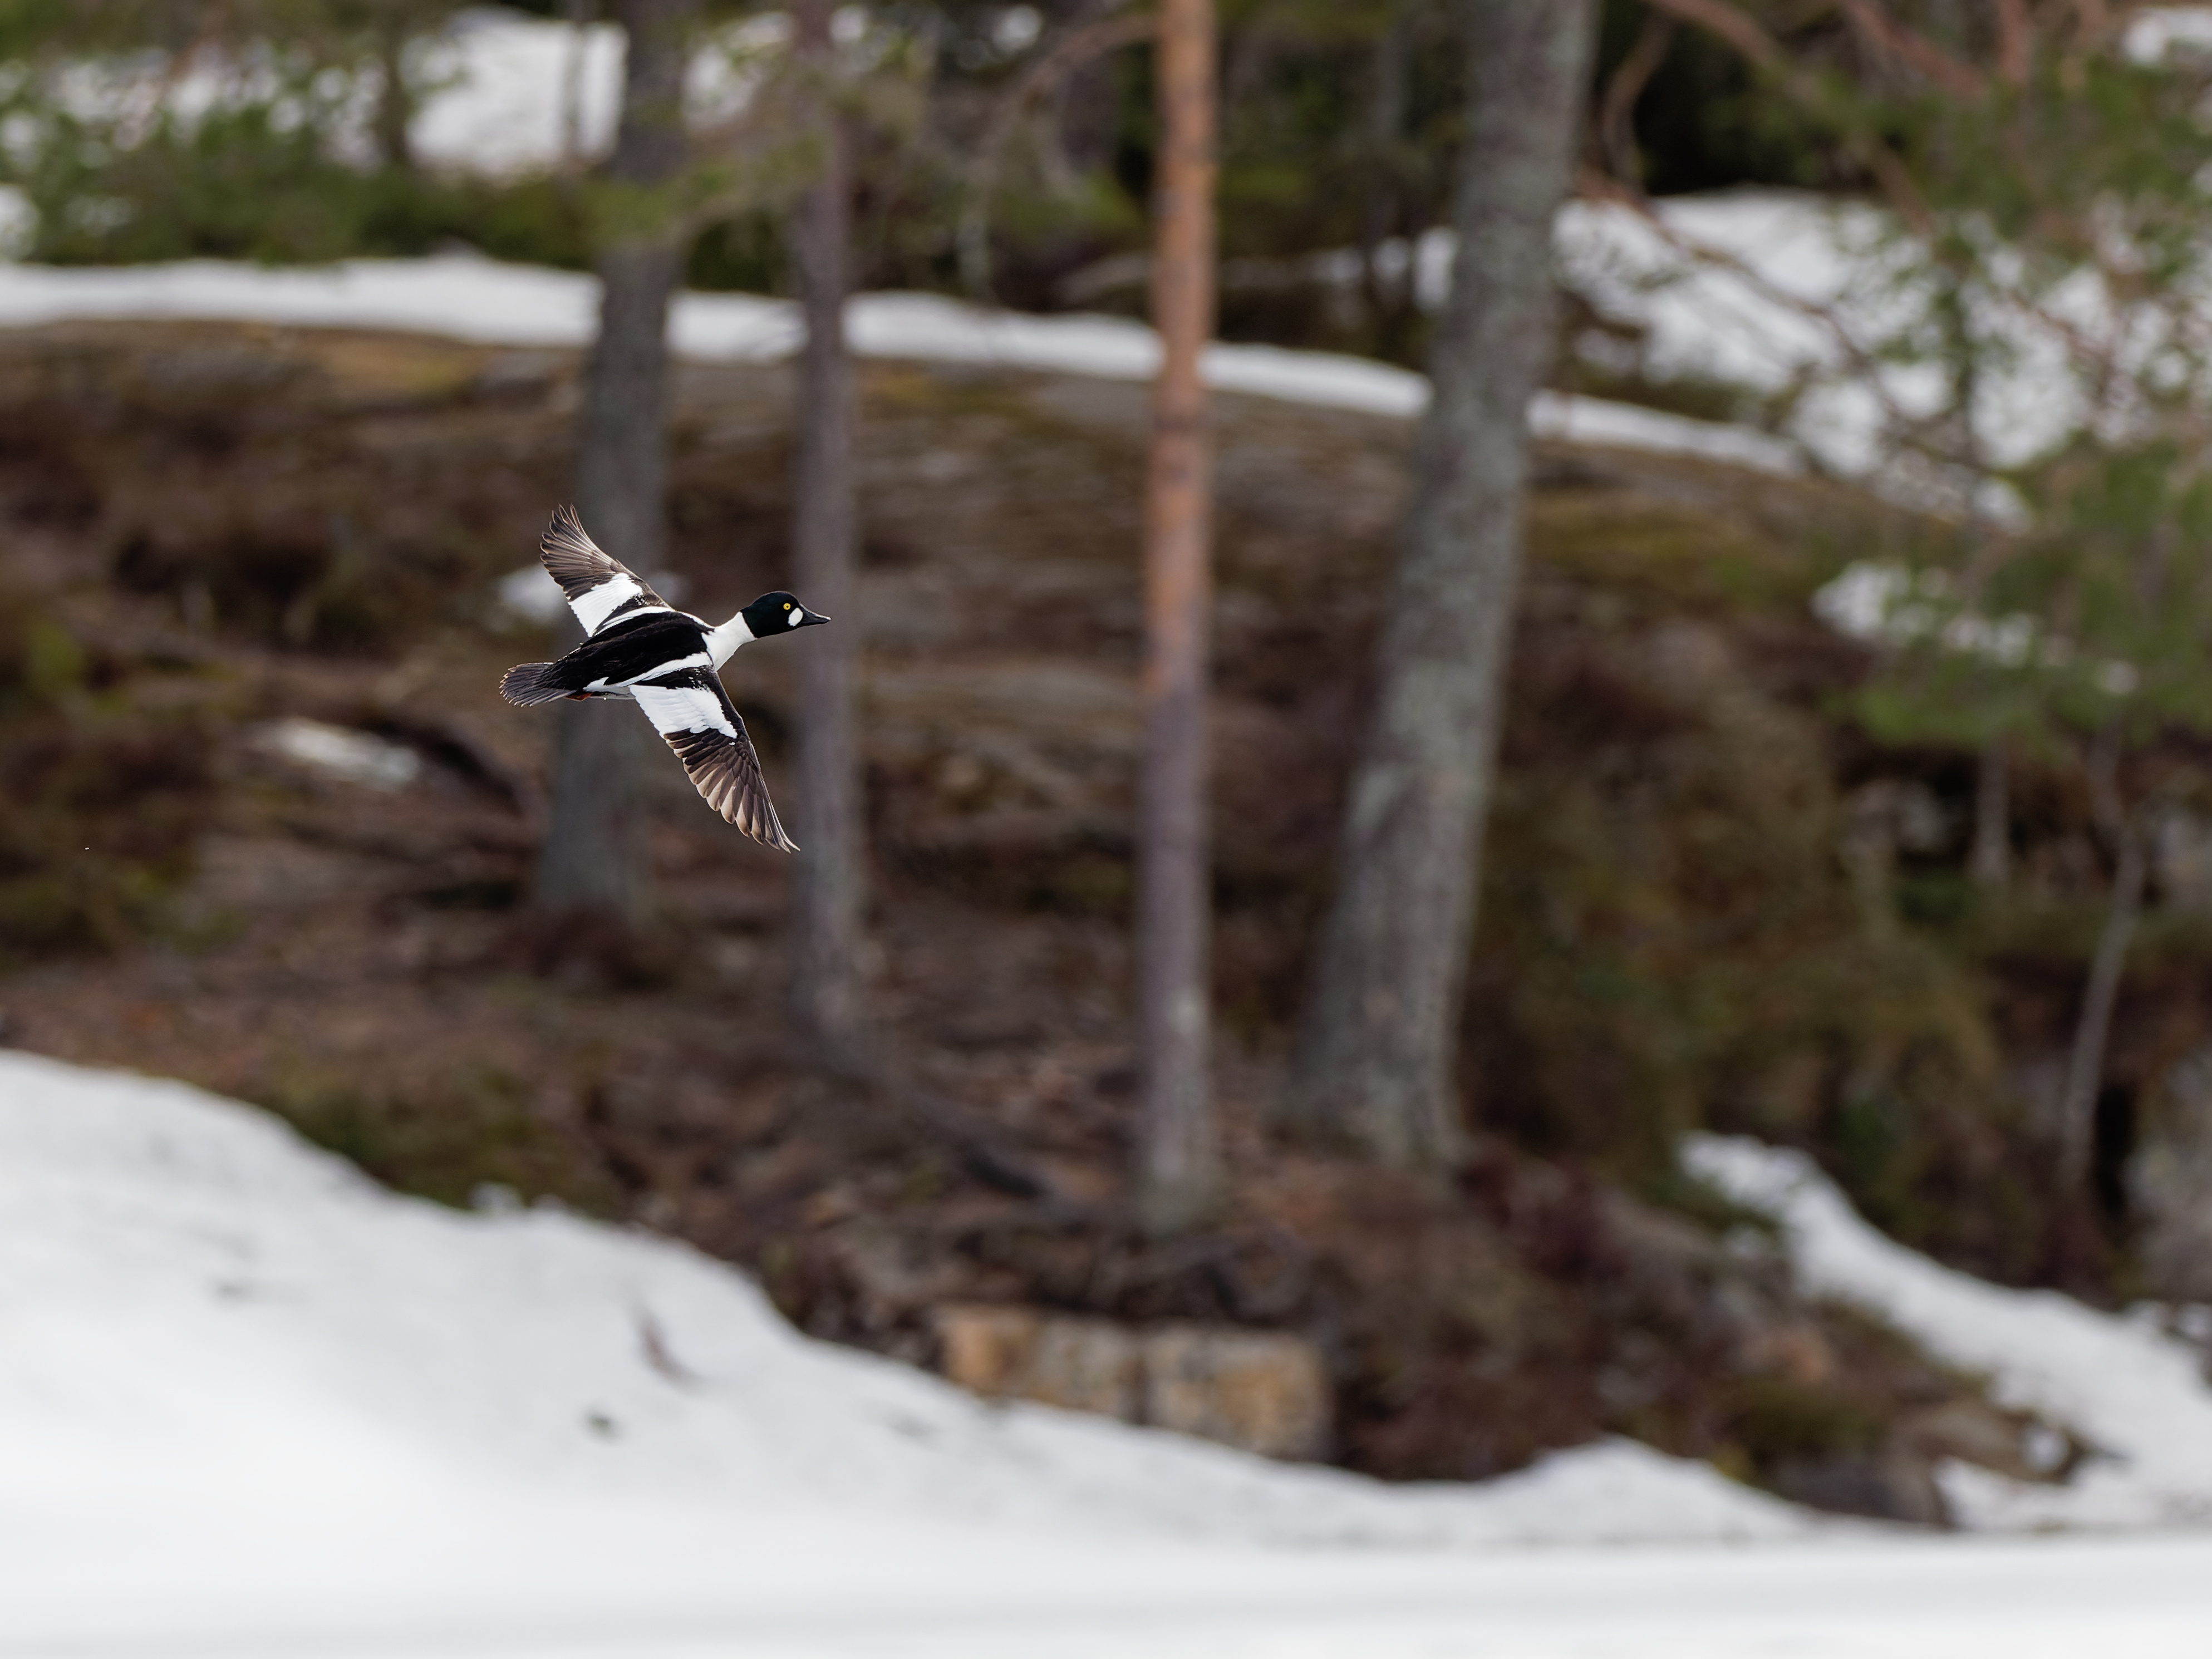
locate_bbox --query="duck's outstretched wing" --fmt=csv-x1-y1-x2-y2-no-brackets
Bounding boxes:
630,668,797,853
539,505,675,637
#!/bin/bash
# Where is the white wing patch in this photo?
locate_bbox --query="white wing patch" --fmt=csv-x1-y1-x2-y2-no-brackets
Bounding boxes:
633,682,736,740
573,572,655,636
536,507,675,637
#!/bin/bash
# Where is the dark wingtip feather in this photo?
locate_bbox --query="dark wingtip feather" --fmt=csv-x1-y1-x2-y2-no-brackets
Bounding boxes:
499,662,569,707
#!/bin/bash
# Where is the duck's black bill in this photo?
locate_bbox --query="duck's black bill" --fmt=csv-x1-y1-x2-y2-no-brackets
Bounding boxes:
801,612,831,626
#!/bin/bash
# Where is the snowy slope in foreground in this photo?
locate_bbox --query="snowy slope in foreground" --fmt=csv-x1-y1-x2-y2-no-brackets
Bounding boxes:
1690,1135,2212,1532
0,254,1802,479
13,1056,2212,1656
0,1048,1800,1558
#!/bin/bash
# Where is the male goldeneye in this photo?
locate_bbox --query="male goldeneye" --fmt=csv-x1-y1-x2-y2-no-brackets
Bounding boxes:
498,506,827,851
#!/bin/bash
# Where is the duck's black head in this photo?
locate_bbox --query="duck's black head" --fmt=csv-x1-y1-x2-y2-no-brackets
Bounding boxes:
741,592,830,638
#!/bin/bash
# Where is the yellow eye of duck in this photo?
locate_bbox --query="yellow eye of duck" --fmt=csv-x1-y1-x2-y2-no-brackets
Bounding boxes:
784,602,793,610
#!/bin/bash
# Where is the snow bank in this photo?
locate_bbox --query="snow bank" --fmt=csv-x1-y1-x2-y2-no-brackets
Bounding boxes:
15,7,2199,508
1322,187,2160,518
0,1048,1805,1559
17,1057,2212,1651
1688,1134,2212,1532
0,253,1803,477
1555,193,2082,520
406,8,626,178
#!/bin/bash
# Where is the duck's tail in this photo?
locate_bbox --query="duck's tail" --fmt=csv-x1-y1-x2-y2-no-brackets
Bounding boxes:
499,662,574,707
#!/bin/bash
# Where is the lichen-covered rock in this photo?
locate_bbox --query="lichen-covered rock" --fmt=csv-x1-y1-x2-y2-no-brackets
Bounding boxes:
1139,1325,1332,1462
932,1305,1330,1460
933,1304,1142,1420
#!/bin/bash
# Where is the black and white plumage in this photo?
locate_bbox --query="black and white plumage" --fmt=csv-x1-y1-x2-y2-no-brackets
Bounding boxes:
499,506,829,853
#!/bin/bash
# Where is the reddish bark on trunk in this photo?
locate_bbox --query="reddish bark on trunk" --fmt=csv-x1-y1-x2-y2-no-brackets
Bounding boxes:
1134,0,1220,1236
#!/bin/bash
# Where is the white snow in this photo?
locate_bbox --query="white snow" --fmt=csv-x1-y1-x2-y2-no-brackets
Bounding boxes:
18,8,779,181
406,9,629,177
496,560,577,626
252,716,422,790
1307,186,2172,520
1809,559,2140,692
0,1044,1806,1552
10,1056,2212,1652
1553,192,2076,519
2128,7,2212,62
12,6,2205,513
1688,1134,2212,1533
406,8,789,178
11,6,2127,499
0,196,2115,502
0,253,1803,477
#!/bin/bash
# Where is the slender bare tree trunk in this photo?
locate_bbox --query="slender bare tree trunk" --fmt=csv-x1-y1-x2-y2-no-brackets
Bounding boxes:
2059,828,2143,1189
1971,740,2011,890
1133,0,1220,1238
372,8,415,173
788,0,870,1072
559,0,597,177
533,0,697,923
1282,0,1597,1168
1359,6,1411,342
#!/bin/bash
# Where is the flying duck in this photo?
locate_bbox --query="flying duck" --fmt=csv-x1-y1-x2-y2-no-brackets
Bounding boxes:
498,505,828,852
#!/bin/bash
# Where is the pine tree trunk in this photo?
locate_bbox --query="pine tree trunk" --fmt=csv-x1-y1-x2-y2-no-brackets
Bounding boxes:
1282,0,1597,1168
532,0,696,923
788,0,870,1072
1133,0,1220,1237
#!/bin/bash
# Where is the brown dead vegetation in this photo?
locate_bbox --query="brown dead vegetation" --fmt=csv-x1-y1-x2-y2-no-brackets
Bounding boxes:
0,318,2148,1518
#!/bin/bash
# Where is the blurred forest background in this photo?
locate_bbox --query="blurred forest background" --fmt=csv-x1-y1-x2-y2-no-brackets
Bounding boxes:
9,0,2212,1523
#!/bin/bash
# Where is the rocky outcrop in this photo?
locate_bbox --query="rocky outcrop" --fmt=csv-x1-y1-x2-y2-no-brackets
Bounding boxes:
933,1304,1331,1461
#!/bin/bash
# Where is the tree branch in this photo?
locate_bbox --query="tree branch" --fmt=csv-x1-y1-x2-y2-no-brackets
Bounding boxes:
1836,0,1986,99
958,7,1159,299
1572,165,1919,437
1599,11,1674,185
1639,0,1786,70
1995,0,2033,87
1639,0,1934,230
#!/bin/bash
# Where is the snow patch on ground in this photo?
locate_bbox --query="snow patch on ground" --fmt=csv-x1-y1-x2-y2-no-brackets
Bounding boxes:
0,188,32,261
0,1048,1806,1557
1556,193,2061,520
2129,6,2212,62
0,253,1803,478
1688,1134,2212,1532
406,9,628,176
252,717,421,790
1336,189,2137,517
22,8,775,182
11,9,2194,511
14,1057,2212,1650
406,8,788,177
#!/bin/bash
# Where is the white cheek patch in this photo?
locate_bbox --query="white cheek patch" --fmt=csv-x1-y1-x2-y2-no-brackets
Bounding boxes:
788,608,803,627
